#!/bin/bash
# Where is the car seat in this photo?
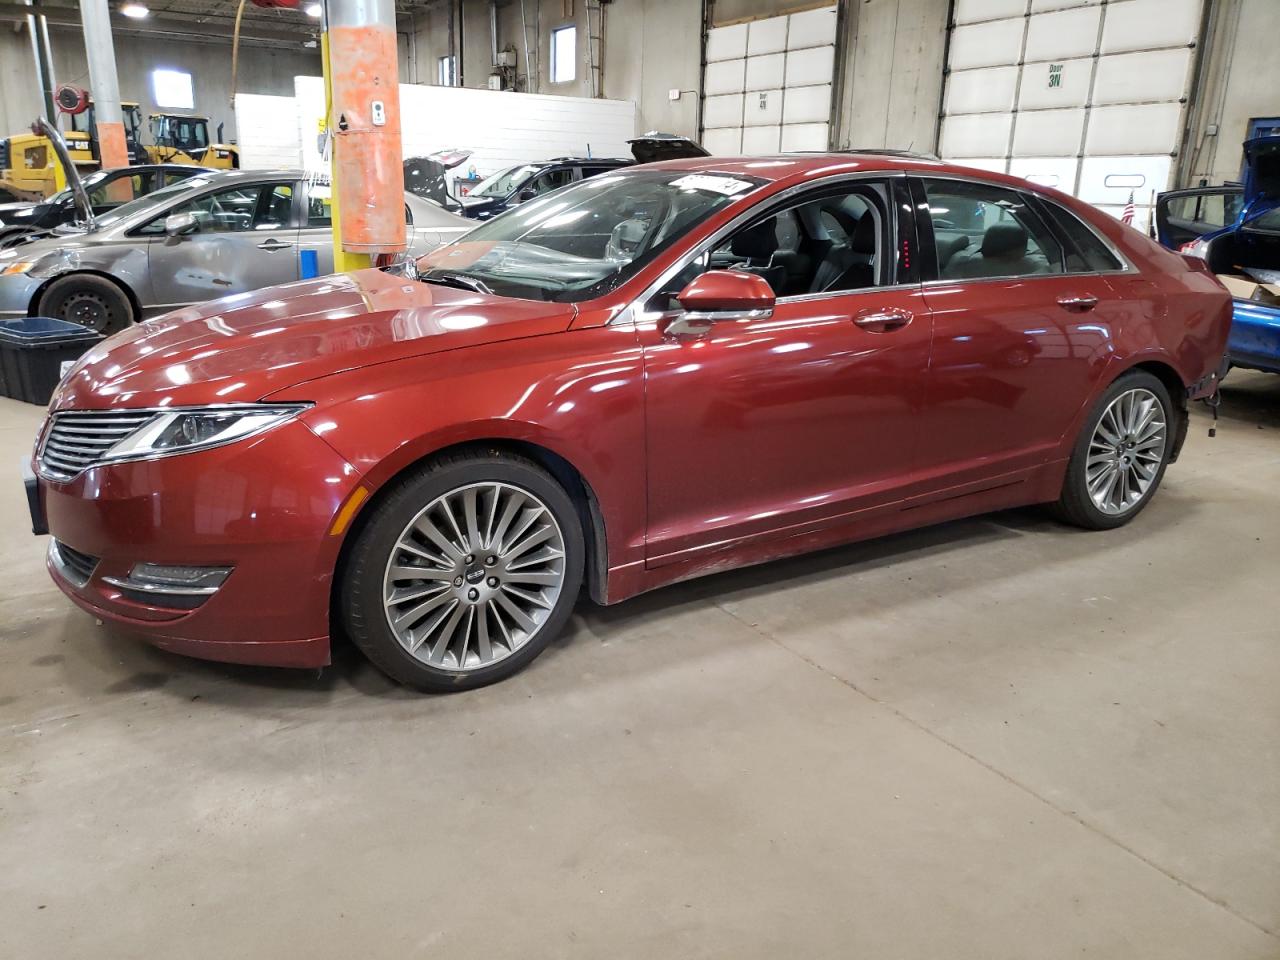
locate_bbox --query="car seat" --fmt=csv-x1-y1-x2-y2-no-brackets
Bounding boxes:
946,222,1048,278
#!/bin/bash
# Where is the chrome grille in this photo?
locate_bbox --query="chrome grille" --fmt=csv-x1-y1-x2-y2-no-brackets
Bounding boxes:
51,540,99,587
37,411,153,481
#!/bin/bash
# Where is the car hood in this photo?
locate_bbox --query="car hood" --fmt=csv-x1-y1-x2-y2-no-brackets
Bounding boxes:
49,268,576,411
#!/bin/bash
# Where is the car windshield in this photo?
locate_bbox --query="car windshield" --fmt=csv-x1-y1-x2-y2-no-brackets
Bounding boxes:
470,164,541,199
415,169,764,302
88,176,215,230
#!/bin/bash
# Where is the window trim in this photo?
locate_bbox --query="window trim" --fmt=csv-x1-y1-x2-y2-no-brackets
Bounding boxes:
617,171,918,327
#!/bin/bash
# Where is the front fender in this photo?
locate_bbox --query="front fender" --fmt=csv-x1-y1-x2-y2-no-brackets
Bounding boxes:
271,323,649,573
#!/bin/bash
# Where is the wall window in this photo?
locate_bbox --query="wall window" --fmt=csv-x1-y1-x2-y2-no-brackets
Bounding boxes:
151,68,194,110
437,55,456,87
550,25,576,83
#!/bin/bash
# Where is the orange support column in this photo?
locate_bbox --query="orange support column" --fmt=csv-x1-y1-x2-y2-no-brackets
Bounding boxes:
78,0,132,201
326,0,406,261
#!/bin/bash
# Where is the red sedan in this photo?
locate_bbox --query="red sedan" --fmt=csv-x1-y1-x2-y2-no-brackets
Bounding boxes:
28,154,1230,691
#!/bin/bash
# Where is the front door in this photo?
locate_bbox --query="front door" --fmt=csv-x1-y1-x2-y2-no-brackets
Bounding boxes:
639,178,933,567
144,180,299,309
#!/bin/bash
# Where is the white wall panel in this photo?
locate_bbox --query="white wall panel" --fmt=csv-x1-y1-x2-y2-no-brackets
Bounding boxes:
289,76,636,179
1023,5,1102,62
1012,108,1085,156
947,19,1027,71
1016,56,1092,109
747,15,788,56
705,23,747,62
954,0,1027,24
1031,0,1102,11
703,94,745,129
704,58,747,96
787,6,837,48
1092,48,1193,104
745,53,785,91
785,44,836,87
1077,155,1172,204
780,122,829,152
1086,102,1183,154
783,85,832,124
235,94,302,170
939,113,1014,158
945,66,1019,114
703,126,743,156
1101,0,1202,53
742,125,781,154
1008,157,1081,192
743,89,783,126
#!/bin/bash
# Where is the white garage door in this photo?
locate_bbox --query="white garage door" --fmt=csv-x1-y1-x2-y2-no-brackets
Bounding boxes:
701,5,837,156
939,0,1205,230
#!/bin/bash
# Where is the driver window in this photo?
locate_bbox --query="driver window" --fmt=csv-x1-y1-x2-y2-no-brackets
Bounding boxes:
138,183,288,235
649,182,891,309
529,169,573,198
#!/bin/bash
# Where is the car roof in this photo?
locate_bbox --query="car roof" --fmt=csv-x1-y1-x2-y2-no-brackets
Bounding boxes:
633,152,1077,197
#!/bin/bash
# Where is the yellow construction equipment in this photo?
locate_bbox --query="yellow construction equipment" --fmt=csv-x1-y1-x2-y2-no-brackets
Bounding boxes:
145,113,239,169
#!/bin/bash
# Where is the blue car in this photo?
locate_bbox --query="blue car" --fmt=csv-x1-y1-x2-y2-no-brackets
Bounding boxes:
1156,136,1280,374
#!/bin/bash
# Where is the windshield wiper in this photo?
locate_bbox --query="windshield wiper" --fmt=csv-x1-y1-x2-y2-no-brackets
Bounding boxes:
419,271,493,295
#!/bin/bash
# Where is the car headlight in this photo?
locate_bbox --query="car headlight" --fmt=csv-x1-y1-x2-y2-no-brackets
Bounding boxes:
102,404,310,462
0,260,36,276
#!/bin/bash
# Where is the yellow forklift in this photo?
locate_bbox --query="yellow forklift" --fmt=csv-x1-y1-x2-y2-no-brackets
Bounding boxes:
145,113,239,169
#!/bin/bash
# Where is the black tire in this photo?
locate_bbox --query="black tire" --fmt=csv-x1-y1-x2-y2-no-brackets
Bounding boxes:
37,273,136,334
1051,370,1175,530
341,450,585,693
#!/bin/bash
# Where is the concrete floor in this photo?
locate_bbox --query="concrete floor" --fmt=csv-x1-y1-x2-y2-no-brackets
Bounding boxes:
1,374,1278,959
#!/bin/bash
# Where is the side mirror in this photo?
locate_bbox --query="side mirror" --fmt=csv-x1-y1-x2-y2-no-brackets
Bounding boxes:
164,211,198,237
673,268,775,324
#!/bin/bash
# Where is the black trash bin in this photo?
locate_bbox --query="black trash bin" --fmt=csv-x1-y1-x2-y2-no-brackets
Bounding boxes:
0,317,103,405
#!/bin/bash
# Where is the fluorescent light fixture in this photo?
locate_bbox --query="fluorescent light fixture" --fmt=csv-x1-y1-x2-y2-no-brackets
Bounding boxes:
306,3,322,16
120,3,149,18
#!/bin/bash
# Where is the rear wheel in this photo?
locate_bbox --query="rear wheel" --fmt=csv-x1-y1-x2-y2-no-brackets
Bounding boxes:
341,451,585,692
37,274,135,334
1052,370,1174,529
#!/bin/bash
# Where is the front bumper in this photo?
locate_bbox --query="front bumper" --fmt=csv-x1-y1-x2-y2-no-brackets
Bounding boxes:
36,418,365,668
0,272,41,317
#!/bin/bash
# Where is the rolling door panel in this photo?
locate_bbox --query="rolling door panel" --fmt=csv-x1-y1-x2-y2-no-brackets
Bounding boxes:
947,19,1025,71
945,66,1020,115
1012,108,1086,158
702,5,836,156
1023,5,1102,62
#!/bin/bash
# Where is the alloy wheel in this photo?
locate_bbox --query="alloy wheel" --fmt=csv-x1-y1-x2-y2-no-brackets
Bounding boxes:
1085,387,1167,516
382,481,567,672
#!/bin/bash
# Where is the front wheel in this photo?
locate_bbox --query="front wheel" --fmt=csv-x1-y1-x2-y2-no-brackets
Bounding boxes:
1052,370,1175,529
37,274,136,334
340,451,585,692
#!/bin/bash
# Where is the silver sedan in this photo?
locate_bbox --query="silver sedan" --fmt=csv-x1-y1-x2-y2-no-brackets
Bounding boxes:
0,169,472,332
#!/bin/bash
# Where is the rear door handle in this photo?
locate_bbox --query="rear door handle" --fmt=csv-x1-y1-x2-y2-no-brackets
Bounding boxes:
257,239,294,252
1056,294,1098,312
853,308,913,333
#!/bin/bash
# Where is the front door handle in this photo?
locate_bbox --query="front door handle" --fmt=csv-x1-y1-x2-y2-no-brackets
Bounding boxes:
1056,294,1099,312
257,238,294,252
853,307,913,333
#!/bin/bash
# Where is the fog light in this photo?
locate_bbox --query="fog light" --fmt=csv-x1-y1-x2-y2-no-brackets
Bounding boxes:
102,564,232,608
129,564,232,591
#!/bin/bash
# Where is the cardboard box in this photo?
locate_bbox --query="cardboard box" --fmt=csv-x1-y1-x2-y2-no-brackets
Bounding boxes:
1216,274,1280,304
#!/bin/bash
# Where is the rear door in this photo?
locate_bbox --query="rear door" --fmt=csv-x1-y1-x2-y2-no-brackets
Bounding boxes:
143,179,300,308
1155,187,1243,248
913,177,1127,489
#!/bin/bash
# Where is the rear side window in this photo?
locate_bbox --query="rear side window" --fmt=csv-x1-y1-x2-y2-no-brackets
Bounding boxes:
1039,200,1125,272
920,178,1064,280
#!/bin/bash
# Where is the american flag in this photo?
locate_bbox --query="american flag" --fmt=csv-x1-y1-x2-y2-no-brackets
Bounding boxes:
1121,190,1136,225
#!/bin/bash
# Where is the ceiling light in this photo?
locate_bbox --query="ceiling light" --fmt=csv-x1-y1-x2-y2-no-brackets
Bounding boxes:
306,3,322,16
120,3,149,18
